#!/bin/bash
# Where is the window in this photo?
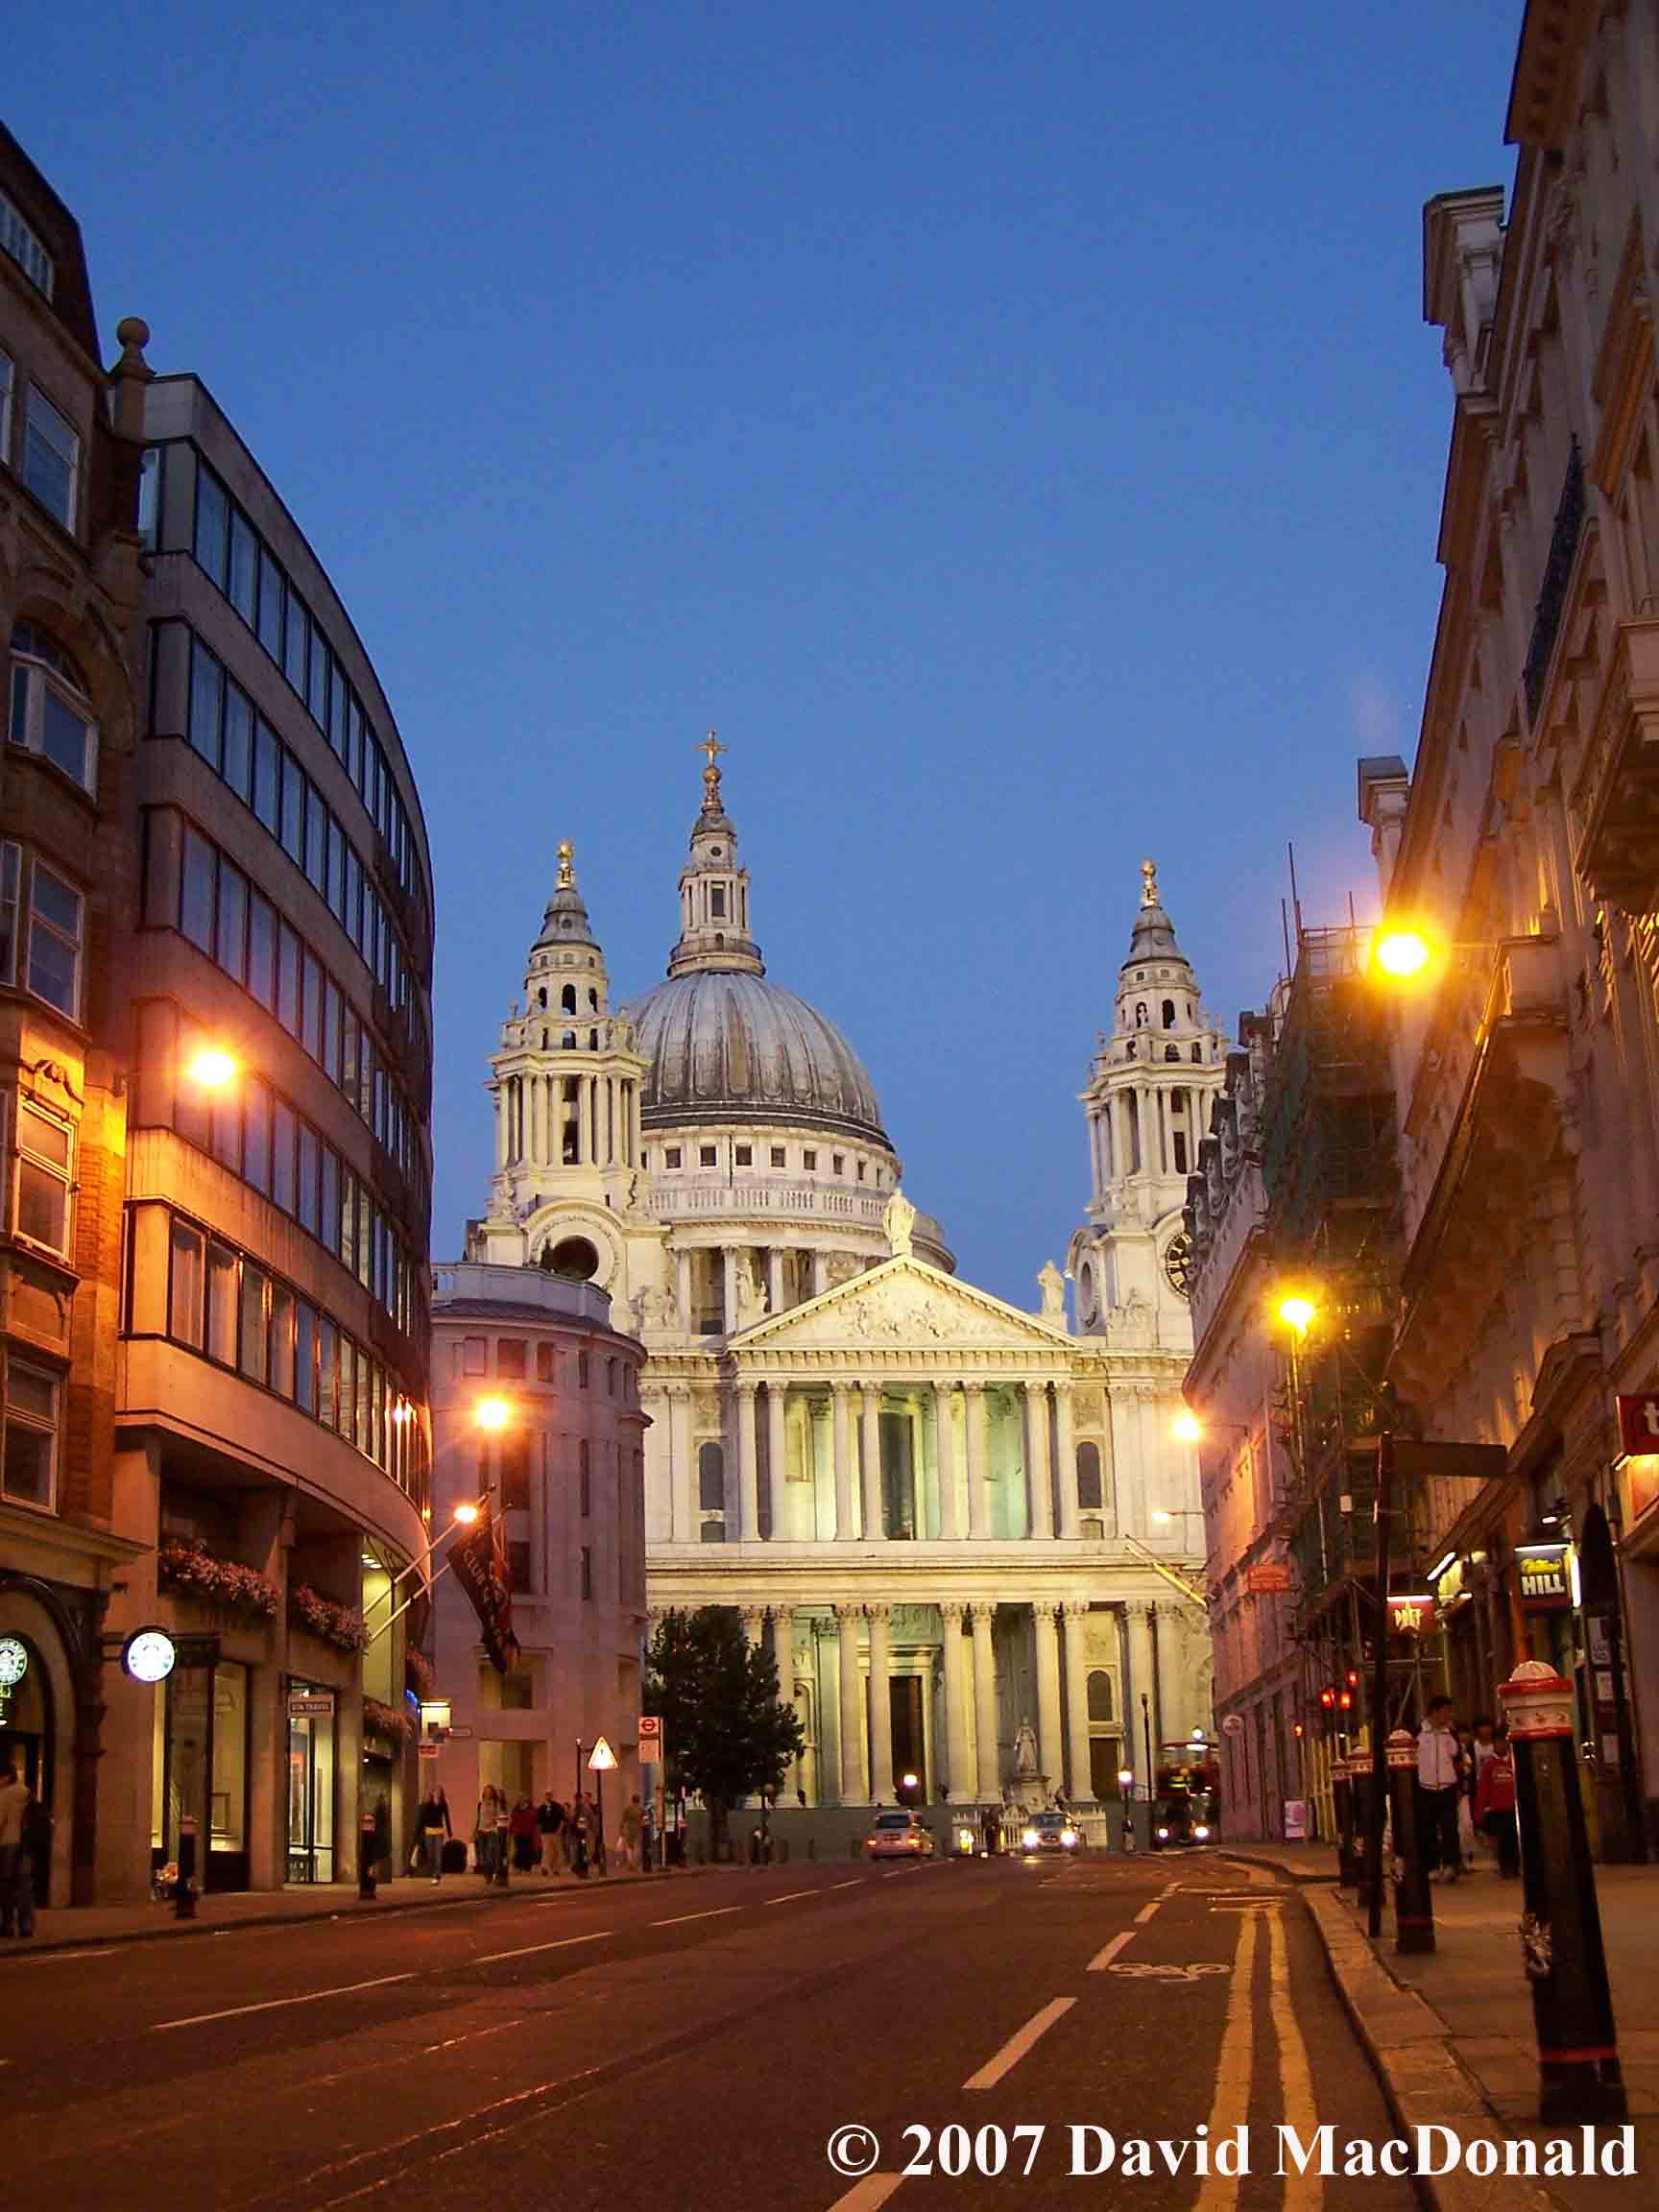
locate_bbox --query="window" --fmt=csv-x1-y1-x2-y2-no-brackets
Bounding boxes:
228,511,257,624
664,1147,682,1169
770,1146,785,1168
462,1336,487,1376
536,1343,556,1382
1165,1045,1180,1063
13,1098,71,1255
1086,1669,1115,1724
169,1218,204,1348
501,1432,530,1510
580,1546,592,1600
578,1351,589,1389
1191,1044,1203,1064
579,1439,591,1518
26,859,83,1018
24,385,79,530
0,842,14,984
607,1358,617,1397
0,193,55,298
803,1149,817,1169
0,348,12,458
1076,1441,1104,1512
508,1540,533,1594
832,1154,844,1175
710,886,726,918
698,1440,725,1511
699,1144,717,1167
1162,998,1176,1028
195,465,228,588
856,1161,866,1181
496,1338,526,1379
9,625,98,792
2,1357,59,1509
734,1144,752,1166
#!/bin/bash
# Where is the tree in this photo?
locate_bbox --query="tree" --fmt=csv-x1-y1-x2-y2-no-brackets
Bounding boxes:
646,1607,805,1857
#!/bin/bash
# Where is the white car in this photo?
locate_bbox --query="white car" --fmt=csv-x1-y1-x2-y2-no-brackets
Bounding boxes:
1020,1810,1082,1856
865,1810,936,1861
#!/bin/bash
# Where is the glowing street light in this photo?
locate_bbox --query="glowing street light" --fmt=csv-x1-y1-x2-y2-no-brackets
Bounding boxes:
475,1397,512,1432
1172,1409,1203,1445
451,1502,480,1527
187,1046,239,1089
1276,1292,1317,1337
1369,926,1437,980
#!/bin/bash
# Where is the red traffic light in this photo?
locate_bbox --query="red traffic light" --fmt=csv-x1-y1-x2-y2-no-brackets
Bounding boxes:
1318,1686,1336,1709
1345,1669,1359,1689
1337,1691,1353,1712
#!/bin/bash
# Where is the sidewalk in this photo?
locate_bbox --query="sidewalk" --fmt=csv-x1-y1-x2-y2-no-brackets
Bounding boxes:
1221,1841,1659,2212
0,1863,699,1958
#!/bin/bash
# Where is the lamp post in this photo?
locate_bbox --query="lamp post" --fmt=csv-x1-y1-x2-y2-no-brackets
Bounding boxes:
1117,1765,1136,1853
1141,1691,1156,1849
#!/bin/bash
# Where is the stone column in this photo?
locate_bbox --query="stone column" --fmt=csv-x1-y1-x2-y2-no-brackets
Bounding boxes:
867,1605,894,1804
576,1075,590,1165
1124,1601,1157,1799
1033,1599,1064,1796
969,1601,999,1803
735,1381,760,1542
740,1606,765,1650
964,1382,990,1539
1152,1600,1177,1749
933,1382,958,1540
676,1247,694,1334
722,1247,739,1336
1054,1382,1080,1538
835,1603,866,1805
860,1385,884,1541
811,1250,830,1298
830,1382,854,1540
766,1382,788,1542
1024,1381,1053,1540
1061,1600,1095,1803
767,1247,785,1316
941,1600,974,1800
494,1082,509,1169
668,1384,693,1542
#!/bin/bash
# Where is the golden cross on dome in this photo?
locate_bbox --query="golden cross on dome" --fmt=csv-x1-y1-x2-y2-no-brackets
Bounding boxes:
699,729,727,812
556,839,575,890
1142,858,1160,907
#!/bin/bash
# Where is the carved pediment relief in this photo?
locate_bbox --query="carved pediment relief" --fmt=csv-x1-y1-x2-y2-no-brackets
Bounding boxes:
734,1257,1070,1354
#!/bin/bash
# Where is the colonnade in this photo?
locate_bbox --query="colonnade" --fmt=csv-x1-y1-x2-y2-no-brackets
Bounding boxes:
689,1595,1178,1811
647,1375,1086,1544
496,1068,642,1171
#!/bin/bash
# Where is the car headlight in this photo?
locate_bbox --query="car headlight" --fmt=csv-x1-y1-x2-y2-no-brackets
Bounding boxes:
1157,1825,1170,1840
1021,1828,1039,1849
1193,1823,1211,1841
1061,1828,1077,1847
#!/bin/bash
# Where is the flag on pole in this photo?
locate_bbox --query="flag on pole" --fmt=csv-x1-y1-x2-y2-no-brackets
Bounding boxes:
450,1502,519,1673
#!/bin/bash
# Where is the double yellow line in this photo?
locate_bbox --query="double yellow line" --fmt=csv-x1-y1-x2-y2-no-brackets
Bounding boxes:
1193,1904,1321,2212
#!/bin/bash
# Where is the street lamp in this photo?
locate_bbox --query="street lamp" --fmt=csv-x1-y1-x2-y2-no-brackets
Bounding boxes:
1172,1408,1203,1445
475,1396,512,1432
186,1046,239,1088
1117,1765,1136,1853
1276,1291,1318,1338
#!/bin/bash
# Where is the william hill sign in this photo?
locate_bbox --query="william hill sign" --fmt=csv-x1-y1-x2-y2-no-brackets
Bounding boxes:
1517,1543,1571,1614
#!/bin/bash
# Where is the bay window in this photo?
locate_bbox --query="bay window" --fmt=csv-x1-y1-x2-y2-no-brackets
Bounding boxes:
2,1357,59,1510
9,624,97,794
23,383,78,529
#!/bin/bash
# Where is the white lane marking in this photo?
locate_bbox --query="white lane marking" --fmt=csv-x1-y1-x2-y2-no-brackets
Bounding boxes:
1,1945,120,1963
1192,1908,1261,2212
1134,1897,1163,1924
828,2177,905,2211
963,1996,1076,2091
651,1906,741,1927
831,1879,863,1890
764,1888,818,1906
475,1931,609,1964
1087,1929,1136,1972
150,1970,414,2032
1266,1908,1322,2211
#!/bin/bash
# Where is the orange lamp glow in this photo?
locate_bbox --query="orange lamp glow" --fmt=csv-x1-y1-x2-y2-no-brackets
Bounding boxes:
187,1047,239,1088
474,1398,511,1432
1172,1409,1203,1445
1370,926,1435,980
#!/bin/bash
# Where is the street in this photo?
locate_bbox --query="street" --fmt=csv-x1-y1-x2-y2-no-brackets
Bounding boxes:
4,1855,1412,2210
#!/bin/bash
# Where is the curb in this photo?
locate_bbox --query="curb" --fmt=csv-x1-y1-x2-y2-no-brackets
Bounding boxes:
2,1864,701,1960
1299,1887,1561,2212
1217,1847,1339,1888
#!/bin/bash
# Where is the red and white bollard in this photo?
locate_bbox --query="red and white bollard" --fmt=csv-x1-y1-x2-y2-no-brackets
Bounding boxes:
1499,1660,1626,2124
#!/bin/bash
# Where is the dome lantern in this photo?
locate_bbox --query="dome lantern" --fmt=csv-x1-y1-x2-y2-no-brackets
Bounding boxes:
667,733,764,979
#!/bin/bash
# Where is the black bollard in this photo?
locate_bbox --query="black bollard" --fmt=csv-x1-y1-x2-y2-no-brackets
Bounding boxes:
1332,1758,1359,1888
1385,1729,1434,1954
1500,1661,1626,2124
358,1811,377,1900
176,1815,198,1920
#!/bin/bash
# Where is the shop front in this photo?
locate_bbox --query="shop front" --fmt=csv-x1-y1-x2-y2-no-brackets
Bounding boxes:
150,1649,251,1894
0,1630,54,1905
286,1685,337,1884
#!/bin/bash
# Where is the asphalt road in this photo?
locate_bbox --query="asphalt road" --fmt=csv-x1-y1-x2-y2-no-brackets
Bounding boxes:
3,1853,1414,2211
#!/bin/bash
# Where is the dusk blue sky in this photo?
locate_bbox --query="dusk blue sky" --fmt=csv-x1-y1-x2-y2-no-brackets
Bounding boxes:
18,3,1521,1303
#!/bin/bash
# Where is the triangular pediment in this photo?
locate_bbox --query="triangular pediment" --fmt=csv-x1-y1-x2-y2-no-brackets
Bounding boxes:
732,1256,1071,1354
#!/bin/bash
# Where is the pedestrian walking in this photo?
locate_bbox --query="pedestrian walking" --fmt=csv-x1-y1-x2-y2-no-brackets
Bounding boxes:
620,1793,643,1872
510,1793,538,1874
1474,1726,1520,1878
1455,1727,1479,1873
640,1791,657,1872
0,1758,29,1937
474,1785,502,1878
414,1784,451,1882
536,1790,565,1875
1416,1695,1464,1881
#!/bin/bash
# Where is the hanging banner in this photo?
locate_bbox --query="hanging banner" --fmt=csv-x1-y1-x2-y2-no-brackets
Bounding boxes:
450,1503,519,1673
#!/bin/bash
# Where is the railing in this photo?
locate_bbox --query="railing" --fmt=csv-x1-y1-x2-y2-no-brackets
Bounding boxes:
647,1180,890,1225
1524,439,1585,722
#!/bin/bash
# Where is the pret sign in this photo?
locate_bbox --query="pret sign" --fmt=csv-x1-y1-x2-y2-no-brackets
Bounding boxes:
1386,1594,1435,1636
637,1715,662,1764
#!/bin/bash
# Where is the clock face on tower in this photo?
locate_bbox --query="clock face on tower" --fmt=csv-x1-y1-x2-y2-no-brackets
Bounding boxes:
1163,1231,1193,1300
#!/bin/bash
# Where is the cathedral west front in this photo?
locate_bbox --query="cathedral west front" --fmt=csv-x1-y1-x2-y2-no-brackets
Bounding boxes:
449,741,1222,1845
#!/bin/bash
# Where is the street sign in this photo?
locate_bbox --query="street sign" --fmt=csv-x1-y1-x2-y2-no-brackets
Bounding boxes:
588,1735,617,1771
1283,1800,1308,1840
1386,1594,1434,1636
288,1692,335,1718
1517,1540,1572,1614
418,1742,439,1759
638,1715,662,1764
444,1725,474,1740
1222,1714,1245,1739
1246,1562,1293,1595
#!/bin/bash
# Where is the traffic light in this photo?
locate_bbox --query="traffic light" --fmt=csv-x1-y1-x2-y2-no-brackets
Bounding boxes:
1337,1690,1354,1713
1318,1686,1336,1710
1345,1669,1360,1691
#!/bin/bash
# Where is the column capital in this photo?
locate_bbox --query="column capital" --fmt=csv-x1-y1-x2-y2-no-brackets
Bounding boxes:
864,1599,892,1625
1061,1598,1093,1622
1022,1375,1049,1398
833,1600,866,1623
939,1599,967,1623
739,1605,766,1631
734,1377,759,1402
963,1378,986,1399
1123,1597,1155,1620
767,1600,795,1624
1053,1377,1074,1400
830,1378,855,1402
1031,1597,1061,1621
663,1380,692,1402
966,1598,997,1624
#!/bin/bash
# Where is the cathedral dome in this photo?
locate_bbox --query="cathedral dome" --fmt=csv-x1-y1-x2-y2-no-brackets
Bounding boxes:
630,970,890,1146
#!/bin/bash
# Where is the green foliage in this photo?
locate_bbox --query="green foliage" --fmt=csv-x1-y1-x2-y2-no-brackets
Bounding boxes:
645,1606,805,1812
